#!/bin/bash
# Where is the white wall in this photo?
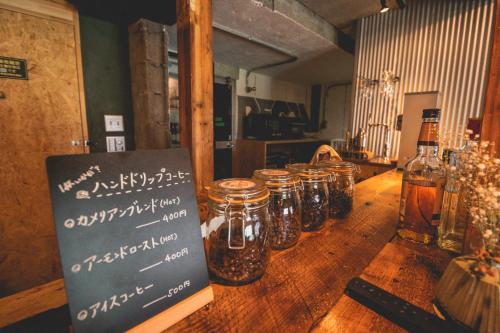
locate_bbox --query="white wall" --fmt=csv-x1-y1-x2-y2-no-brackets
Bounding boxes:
352,0,495,158
318,83,352,141
236,69,310,106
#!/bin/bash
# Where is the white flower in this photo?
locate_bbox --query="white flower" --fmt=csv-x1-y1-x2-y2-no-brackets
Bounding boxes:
484,229,493,238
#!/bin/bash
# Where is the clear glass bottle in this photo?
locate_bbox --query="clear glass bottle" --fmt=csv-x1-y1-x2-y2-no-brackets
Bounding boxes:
437,151,465,253
206,178,271,285
253,169,302,250
398,108,446,244
317,160,360,218
286,163,329,231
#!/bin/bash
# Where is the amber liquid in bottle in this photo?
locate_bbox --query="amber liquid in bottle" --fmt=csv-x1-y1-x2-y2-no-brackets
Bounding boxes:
399,179,444,243
397,109,445,244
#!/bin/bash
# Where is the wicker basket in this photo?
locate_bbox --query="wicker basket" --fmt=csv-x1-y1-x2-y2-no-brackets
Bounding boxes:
435,257,500,333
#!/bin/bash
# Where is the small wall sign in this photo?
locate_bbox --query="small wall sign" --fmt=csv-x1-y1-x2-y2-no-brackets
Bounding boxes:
0,56,28,80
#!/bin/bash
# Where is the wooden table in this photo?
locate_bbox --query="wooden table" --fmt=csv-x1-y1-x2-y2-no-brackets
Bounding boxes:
167,170,404,332
342,157,398,183
4,169,455,332
312,240,453,332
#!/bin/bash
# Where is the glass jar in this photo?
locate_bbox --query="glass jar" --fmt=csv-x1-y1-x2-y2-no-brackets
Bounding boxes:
253,169,302,250
206,178,271,285
317,160,359,218
286,163,329,231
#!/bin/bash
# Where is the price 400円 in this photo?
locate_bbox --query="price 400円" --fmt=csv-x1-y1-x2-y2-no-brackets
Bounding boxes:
165,247,188,263
162,209,187,223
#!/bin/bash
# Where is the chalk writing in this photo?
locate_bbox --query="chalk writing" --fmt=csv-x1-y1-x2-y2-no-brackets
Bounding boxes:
161,209,187,224
77,283,155,321
58,165,101,193
138,248,189,273
143,280,191,308
46,149,209,333
63,196,181,230
164,248,189,263
71,233,178,274
82,169,191,199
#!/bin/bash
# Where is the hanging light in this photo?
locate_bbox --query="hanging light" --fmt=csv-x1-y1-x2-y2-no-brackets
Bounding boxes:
380,0,389,13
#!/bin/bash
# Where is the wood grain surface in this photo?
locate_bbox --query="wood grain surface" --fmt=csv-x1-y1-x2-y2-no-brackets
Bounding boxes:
176,0,214,193
165,170,403,332
0,5,87,296
1,170,403,331
481,0,500,149
0,279,66,328
312,240,453,333
128,19,171,150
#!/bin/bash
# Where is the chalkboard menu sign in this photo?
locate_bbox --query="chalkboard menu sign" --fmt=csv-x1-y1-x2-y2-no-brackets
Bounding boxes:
46,149,209,333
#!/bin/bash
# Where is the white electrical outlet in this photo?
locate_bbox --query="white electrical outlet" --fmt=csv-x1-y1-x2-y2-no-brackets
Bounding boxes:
104,115,124,132
106,136,126,152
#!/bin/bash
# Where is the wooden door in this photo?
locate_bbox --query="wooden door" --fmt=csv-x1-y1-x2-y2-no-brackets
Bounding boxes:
0,1,87,296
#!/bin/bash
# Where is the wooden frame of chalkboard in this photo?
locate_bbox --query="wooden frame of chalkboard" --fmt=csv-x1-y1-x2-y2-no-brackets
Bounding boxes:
46,149,212,333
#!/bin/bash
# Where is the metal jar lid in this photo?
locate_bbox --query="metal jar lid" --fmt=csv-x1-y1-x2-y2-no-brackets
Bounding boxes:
317,160,360,176
253,169,301,189
207,178,269,204
286,163,329,182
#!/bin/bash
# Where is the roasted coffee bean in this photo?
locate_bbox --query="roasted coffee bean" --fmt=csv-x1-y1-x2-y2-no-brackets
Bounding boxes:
207,214,270,285
328,186,353,218
301,187,328,231
268,192,301,249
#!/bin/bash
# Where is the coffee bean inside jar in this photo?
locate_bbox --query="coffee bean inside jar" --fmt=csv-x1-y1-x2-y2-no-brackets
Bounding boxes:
206,178,271,285
253,169,302,249
286,163,329,231
316,161,360,218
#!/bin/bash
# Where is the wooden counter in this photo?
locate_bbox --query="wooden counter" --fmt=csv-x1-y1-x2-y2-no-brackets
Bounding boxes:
166,170,404,332
5,169,455,332
232,138,330,177
342,157,398,182
312,239,453,332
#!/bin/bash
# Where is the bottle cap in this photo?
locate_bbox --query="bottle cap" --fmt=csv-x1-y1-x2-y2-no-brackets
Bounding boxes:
422,108,440,119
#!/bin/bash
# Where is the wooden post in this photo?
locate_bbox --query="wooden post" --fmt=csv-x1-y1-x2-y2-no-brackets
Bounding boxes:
481,0,500,150
129,19,171,149
176,0,214,193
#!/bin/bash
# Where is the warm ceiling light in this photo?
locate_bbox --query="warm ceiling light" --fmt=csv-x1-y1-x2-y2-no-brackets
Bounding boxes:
380,0,389,12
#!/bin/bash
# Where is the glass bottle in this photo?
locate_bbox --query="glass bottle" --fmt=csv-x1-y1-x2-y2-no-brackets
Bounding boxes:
316,160,360,218
253,169,302,250
286,163,329,231
206,178,271,285
398,108,446,244
437,150,465,253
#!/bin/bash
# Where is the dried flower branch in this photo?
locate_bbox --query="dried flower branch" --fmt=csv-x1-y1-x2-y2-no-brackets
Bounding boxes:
456,135,499,280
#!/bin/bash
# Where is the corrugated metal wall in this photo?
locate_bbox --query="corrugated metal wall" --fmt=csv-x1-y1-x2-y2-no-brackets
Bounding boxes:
352,0,495,157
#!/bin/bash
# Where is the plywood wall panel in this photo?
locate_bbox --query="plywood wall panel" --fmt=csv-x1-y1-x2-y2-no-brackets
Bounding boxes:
352,0,495,157
0,7,86,296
